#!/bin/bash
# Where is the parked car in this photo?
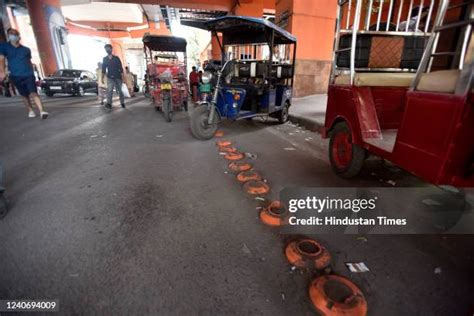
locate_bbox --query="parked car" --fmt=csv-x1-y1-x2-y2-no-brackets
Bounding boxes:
41,69,98,97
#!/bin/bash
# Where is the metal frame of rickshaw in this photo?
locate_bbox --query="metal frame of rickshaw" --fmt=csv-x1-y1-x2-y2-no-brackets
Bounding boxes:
142,35,189,111
204,16,297,122
323,0,474,187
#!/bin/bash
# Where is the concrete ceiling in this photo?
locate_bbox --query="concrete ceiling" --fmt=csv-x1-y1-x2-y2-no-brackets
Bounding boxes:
61,2,144,23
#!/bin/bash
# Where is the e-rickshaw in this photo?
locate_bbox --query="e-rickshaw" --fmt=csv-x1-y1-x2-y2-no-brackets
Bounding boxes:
190,16,297,140
143,35,189,122
324,0,474,187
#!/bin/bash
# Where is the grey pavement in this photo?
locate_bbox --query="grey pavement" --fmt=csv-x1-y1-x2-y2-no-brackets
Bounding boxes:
0,94,473,315
289,94,327,132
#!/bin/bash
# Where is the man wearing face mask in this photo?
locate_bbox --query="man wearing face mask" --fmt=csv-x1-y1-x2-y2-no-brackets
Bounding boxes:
101,44,125,109
0,28,48,119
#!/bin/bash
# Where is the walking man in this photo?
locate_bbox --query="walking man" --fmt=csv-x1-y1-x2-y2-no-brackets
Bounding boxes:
101,44,125,109
0,28,48,119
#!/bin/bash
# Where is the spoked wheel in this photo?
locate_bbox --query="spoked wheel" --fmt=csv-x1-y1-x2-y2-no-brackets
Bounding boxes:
163,95,172,122
0,194,8,220
329,122,366,178
190,105,219,140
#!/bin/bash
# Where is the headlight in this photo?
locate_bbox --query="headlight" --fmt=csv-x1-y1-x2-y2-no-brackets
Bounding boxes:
201,71,212,84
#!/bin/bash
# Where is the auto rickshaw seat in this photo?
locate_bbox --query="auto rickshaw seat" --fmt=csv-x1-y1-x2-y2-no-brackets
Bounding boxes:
416,69,460,93
334,72,416,87
337,34,428,69
234,61,267,78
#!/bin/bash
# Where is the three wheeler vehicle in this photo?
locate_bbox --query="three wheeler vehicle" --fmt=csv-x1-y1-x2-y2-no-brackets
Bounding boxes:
143,35,189,122
324,0,474,187
190,16,297,140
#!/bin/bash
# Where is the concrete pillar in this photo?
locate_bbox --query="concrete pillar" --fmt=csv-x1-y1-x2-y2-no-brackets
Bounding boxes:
276,0,337,97
26,0,71,76
210,33,222,60
111,40,126,65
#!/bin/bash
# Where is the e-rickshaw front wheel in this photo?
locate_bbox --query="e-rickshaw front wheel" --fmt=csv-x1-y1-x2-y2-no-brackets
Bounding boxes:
276,103,290,124
329,122,366,178
163,96,173,122
190,106,219,140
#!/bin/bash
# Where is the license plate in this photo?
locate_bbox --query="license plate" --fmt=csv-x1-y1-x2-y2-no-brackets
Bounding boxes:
160,83,172,90
50,86,62,90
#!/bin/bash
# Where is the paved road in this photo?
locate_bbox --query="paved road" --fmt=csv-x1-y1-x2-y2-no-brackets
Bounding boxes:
0,94,473,315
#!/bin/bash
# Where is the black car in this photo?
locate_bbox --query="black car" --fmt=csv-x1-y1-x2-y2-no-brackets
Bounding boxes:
41,69,98,97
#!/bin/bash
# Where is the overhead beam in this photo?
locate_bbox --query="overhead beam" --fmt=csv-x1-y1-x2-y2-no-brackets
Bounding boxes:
93,0,233,12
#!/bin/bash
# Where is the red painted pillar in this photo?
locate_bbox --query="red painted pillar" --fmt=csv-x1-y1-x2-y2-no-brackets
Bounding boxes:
276,0,337,96
26,0,67,76
210,34,222,60
111,40,126,65
233,0,264,17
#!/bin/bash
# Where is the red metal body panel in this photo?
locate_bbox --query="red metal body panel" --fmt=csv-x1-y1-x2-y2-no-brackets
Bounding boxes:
370,87,406,129
151,83,187,109
354,87,382,139
324,84,474,187
148,63,184,77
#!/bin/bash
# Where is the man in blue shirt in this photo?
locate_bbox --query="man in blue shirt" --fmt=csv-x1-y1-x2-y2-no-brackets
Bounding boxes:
0,28,48,119
101,44,125,109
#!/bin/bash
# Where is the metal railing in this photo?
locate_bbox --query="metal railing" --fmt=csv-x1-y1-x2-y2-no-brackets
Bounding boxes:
331,0,437,85
411,0,474,95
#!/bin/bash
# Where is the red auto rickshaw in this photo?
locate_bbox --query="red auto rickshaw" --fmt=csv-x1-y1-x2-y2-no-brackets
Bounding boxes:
323,0,474,187
143,35,189,122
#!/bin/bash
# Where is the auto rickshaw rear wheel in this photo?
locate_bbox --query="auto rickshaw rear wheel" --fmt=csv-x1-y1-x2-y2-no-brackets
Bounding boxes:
182,99,188,112
276,102,290,124
190,105,219,140
329,122,366,178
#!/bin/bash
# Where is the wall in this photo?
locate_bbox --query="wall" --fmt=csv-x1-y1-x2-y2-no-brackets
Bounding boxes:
276,0,337,97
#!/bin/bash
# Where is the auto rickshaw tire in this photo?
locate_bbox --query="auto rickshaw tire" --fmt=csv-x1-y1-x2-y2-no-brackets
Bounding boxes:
183,100,188,112
164,99,172,122
164,110,172,122
329,122,366,178
0,195,8,220
277,102,290,124
46,92,54,97
190,106,219,140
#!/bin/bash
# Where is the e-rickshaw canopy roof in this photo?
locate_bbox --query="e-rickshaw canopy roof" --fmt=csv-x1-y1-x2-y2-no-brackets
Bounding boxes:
205,16,297,46
142,35,187,52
